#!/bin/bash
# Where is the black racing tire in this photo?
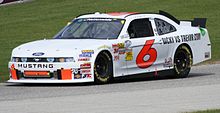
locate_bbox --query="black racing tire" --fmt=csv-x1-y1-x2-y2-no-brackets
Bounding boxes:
173,45,192,78
94,51,113,84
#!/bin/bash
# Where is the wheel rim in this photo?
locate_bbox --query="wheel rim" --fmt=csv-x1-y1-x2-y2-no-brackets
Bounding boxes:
175,50,190,72
95,56,109,78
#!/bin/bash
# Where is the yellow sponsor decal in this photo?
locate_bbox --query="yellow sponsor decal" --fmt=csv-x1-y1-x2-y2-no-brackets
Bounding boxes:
118,43,124,48
81,50,94,53
125,51,133,61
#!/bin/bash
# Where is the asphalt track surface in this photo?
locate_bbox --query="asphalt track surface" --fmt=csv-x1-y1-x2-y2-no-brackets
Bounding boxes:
0,64,220,113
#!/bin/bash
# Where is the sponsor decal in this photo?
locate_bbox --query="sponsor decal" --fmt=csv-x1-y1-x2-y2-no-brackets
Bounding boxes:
118,43,125,48
81,69,91,73
78,58,90,61
85,74,92,78
181,33,201,42
112,43,119,61
112,43,124,54
80,62,91,69
125,40,132,48
74,73,82,79
79,53,92,57
162,33,201,45
17,64,53,69
73,68,82,79
199,28,206,36
85,18,113,22
72,67,92,79
24,71,50,77
163,57,173,67
118,49,125,54
112,44,119,53
32,52,45,56
81,50,94,53
125,49,133,61
114,55,119,61
112,40,133,61
162,37,174,44
79,50,94,57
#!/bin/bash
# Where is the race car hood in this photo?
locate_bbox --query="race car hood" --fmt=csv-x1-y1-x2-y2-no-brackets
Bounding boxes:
12,39,110,57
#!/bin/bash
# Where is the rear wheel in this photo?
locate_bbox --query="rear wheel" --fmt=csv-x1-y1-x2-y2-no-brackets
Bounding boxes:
94,51,113,84
173,45,192,78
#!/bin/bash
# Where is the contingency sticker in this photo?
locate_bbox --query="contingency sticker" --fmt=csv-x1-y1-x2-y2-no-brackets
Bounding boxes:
79,50,94,57
125,50,133,61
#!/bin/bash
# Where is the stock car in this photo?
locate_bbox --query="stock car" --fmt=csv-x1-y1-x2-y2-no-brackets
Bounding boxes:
8,11,211,84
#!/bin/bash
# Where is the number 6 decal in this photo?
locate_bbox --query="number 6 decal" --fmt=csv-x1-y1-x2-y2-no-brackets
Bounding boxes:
136,39,157,68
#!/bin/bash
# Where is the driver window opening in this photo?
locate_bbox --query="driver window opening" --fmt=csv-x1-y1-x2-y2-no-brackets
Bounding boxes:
127,18,154,38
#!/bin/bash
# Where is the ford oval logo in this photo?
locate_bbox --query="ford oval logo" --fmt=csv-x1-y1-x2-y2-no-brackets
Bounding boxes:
32,52,45,56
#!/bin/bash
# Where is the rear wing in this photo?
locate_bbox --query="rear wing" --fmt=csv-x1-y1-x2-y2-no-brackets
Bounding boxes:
191,18,207,28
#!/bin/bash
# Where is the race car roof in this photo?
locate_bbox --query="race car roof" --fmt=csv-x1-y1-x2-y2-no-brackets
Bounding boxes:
76,11,180,25
77,12,138,19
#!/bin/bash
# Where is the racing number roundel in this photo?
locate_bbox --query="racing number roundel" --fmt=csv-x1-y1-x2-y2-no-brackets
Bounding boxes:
136,40,157,68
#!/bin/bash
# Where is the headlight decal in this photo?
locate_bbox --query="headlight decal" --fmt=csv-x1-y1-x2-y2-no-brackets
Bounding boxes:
47,58,55,62
11,57,74,62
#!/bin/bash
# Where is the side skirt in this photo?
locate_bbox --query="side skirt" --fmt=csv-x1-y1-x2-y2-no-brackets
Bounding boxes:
113,69,174,82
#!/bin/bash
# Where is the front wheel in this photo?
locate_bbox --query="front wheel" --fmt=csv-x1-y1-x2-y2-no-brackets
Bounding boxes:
173,45,192,78
94,51,113,84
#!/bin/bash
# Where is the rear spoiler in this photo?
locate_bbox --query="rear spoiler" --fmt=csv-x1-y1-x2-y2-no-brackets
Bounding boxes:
191,18,207,28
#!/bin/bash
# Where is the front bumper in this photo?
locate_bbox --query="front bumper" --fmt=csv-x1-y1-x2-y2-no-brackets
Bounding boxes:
8,62,94,83
7,79,93,83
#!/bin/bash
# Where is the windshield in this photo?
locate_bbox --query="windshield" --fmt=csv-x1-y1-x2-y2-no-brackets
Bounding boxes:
55,18,125,39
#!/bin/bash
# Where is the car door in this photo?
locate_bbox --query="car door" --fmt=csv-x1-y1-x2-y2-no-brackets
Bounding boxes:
125,18,170,75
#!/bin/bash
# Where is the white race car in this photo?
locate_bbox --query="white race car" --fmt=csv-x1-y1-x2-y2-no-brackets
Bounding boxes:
8,11,211,84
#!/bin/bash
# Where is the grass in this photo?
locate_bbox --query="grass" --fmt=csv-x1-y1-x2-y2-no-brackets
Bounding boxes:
185,109,220,113
0,0,220,82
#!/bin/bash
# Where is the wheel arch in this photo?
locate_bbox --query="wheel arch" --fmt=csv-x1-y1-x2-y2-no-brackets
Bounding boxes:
173,43,193,60
93,49,114,83
94,49,114,74
96,50,113,62
171,43,193,78
172,43,193,68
